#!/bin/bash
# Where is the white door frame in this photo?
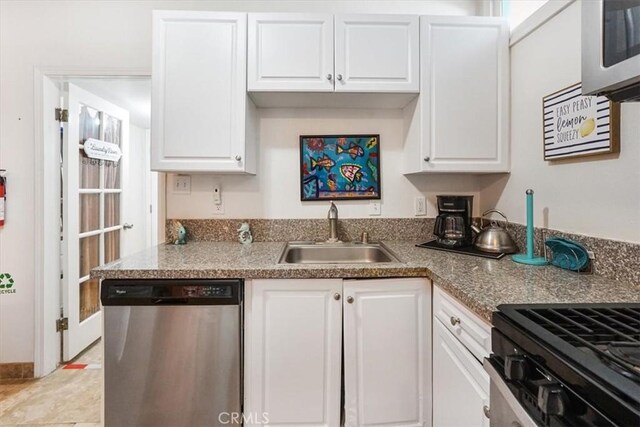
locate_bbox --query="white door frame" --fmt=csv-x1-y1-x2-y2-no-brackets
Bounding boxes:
34,67,150,377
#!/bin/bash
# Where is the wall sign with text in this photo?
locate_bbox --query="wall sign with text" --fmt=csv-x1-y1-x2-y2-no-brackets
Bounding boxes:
542,83,619,161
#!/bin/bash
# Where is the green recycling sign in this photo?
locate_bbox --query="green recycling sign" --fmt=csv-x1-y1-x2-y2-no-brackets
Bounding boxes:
0,273,16,295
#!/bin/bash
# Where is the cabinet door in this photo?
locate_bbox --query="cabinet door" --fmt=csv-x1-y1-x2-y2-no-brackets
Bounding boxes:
419,16,509,172
245,279,342,427
152,11,251,172
248,13,334,92
335,15,419,93
343,278,431,427
433,318,490,427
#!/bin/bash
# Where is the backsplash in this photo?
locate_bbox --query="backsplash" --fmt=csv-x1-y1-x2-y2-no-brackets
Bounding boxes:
167,218,436,243
502,222,639,285
166,218,639,285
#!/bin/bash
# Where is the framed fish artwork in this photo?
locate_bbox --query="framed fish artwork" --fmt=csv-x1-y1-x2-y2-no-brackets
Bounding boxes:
299,134,381,201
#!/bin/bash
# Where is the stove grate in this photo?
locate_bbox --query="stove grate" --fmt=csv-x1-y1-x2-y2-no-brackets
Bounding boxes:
518,307,640,378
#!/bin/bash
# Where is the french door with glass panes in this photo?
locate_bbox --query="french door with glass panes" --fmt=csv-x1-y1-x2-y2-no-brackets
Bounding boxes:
62,83,129,361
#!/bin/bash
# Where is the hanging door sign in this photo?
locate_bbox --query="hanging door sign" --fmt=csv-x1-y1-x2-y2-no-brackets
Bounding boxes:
542,83,619,161
83,138,122,162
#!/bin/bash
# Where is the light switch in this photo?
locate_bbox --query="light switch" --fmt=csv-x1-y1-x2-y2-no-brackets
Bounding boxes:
369,201,381,216
415,196,426,216
173,175,191,194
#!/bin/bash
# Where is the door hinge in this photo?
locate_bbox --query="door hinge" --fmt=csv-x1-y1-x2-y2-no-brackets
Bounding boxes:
56,317,69,332
55,108,68,122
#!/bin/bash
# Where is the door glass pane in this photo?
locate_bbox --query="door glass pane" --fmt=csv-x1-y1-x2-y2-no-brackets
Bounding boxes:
79,278,100,322
104,193,120,227
79,104,101,144
104,160,120,189
79,194,100,233
79,149,100,189
79,235,100,278
103,114,122,146
104,230,120,264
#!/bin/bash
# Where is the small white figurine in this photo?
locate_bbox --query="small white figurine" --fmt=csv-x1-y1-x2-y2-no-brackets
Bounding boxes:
237,222,253,245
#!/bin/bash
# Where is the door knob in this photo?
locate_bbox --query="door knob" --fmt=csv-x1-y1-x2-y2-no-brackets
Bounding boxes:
334,293,341,301
346,296,354,304
337,74,343,81
326,74,333,80
235,155,242,161
123,223,134,230
450,316,461,326
424,157,430,162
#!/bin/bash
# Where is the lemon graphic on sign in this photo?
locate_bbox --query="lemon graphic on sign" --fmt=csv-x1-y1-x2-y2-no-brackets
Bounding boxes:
580,118,595,138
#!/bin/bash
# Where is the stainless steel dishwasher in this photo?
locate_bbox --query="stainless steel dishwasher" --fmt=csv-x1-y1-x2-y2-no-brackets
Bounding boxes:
101,279,242,427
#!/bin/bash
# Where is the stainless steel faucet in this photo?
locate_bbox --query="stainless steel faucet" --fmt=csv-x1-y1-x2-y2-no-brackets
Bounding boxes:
327,201,339,242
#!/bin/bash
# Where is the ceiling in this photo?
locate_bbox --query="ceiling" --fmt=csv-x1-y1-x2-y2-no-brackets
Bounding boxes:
69,78,151,129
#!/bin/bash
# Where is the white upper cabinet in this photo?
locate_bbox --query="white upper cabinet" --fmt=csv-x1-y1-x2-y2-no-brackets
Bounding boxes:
335,15,419,93
403,16,509,174
343,278,431,427
152,11,257,173
248,13,334,92
247,13,419,93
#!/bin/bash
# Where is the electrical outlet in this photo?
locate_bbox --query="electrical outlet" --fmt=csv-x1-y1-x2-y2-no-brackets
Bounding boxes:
415,196,426,216
213,203,225,215
369,201,381,216
173,175,191,194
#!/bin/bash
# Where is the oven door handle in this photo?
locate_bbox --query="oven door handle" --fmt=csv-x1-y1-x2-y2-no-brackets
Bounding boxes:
484,357,539,427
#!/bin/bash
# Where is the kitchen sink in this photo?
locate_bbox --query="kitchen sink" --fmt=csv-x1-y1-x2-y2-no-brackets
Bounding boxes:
278,241,401,264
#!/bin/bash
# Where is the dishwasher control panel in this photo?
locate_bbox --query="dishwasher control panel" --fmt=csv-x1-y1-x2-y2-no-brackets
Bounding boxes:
101,279,242,306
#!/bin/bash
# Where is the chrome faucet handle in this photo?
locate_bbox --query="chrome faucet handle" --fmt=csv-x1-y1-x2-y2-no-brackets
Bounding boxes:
328,201,338,219
361,231,369,244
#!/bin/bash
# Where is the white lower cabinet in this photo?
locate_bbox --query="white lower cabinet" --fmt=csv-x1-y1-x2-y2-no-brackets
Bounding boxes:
432,295,490,427
245,279,343,427
245,278,431,427
343,278,431,427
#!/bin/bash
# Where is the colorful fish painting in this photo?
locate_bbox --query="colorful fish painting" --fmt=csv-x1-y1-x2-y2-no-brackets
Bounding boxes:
310,154,335,172
300,135,380,201
336,141,365,159
340,164,363,183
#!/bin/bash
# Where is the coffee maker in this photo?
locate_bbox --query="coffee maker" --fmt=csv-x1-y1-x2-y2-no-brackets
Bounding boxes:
433,195,474,248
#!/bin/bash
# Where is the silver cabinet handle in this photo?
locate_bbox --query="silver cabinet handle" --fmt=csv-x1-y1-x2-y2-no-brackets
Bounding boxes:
483,405,490,419
123,223,134,230
424,157,430,162
450,316,461,326
337,74,343,81
346,296,354,304
334,293,341,301
235,155,242,161
326,74,333,80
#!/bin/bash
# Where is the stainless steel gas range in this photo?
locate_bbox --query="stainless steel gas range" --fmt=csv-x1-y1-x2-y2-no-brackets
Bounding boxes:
485,303,640,426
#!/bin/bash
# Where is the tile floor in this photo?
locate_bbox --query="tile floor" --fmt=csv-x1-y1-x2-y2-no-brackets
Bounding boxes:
0,340,102,426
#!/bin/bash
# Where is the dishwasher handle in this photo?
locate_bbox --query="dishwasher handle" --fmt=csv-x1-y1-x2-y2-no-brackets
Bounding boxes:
153,298,189,305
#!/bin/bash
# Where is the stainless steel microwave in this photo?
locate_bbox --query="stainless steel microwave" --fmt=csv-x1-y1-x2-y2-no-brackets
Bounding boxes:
583,0,640,102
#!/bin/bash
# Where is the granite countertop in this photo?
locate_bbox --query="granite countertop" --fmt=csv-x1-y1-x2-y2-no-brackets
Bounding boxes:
91,241,640,323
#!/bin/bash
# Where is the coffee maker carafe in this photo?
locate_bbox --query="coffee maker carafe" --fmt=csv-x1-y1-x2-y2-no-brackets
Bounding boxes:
433,195,473,248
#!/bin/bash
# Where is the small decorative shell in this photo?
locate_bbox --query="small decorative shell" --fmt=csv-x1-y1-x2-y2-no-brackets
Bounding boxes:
238,222,253,245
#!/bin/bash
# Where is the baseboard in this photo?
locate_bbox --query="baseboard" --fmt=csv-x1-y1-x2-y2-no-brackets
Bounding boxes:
0,362,35,380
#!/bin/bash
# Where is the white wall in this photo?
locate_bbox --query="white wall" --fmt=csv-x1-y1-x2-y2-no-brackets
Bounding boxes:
0,0,477,367
480,2,640,243
167,108,483,219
